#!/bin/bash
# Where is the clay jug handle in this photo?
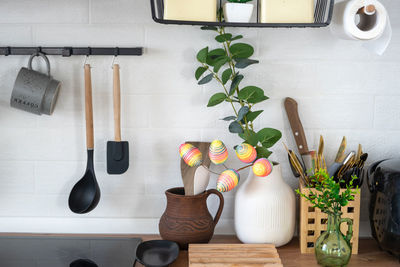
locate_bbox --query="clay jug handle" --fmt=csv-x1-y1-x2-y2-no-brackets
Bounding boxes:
206,189,224,225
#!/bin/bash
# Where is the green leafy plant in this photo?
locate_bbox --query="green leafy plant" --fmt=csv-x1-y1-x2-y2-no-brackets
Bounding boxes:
296,169,359,215
227,0,253,3
195,25,281,159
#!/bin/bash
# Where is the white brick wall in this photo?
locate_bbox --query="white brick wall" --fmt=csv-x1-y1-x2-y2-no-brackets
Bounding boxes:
0,0,398,236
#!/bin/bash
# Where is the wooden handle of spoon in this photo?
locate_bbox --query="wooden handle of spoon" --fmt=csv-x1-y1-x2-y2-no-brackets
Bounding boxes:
85,64,94,150
113,64,121,142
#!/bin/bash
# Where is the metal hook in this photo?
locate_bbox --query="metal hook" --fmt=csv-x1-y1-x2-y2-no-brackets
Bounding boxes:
83,55,90,68
36,47,42,56
110,55,117,69
111,47,119,69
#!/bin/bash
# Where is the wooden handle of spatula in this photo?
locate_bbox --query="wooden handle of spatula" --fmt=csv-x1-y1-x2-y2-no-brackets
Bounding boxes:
113,64,121,142
85,64,94,149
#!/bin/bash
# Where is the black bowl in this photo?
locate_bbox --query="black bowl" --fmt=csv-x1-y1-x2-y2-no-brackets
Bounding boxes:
70,259,98,267
135,240,179,267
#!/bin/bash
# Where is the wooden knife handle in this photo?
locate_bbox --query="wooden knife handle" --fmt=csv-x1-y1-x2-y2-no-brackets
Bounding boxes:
84,64,94,149
113,64,121,142
284,97,309,155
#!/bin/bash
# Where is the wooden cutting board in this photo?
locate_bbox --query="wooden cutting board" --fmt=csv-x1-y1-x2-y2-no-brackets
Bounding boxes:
189,244,283,267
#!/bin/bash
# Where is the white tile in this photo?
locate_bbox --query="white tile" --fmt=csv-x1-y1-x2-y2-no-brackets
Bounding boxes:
90,0,152,24
258,28,372,62
149,93,219,129
33,24,144,46
0,0,89,24
126,128,202,163
0,161,35,194
374,96,400,130
0,25,32,45
295,96,374,129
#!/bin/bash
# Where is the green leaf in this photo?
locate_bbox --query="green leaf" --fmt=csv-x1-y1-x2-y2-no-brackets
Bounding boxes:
201,26,218,31
195,67,207,80
235,58,259,69
237,106,249,122
213,56,228,73
206,49,226,66
238,86,269,104
231,35,243,41
221,69,233,85
257,128,282,148
221,116,236,121
229,74,244,96
207,93,227,107
239,130,258,146
229,121,244,134
197,47,208,63
215,33,232,43
256,146,273,159
229,43,254,59
246,110,263,122
198,73,213,85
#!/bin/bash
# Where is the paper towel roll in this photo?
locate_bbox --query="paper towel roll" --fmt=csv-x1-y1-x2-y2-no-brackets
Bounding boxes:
331,0,392,55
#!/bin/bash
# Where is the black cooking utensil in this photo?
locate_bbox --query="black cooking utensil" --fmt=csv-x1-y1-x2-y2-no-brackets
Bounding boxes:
288,153,300,177
287,150,305,178
107,64,129,175
70,259,98,267
134,240,179,267
68,64,101,214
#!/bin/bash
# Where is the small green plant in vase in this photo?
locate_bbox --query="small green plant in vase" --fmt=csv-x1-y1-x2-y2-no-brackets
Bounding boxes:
297,169,359,267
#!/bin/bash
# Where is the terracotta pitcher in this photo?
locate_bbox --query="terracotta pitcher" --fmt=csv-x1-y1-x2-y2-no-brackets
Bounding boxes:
159,187,224,249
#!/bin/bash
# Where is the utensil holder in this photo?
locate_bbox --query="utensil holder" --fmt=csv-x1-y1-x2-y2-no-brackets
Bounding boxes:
299,181,361,254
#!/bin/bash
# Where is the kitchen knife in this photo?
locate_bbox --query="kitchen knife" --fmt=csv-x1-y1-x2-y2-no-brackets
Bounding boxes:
334,151,356,180
328,136,347,177
284,97,314,174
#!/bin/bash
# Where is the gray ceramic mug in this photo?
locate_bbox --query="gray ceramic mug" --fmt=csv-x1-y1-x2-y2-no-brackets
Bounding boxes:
10,53,61,115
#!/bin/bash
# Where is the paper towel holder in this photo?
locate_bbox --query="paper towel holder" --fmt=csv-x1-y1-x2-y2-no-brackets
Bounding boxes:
358,5,377,16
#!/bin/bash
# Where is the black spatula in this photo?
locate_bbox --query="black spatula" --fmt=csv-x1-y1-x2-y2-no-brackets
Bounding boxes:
107,64,129,174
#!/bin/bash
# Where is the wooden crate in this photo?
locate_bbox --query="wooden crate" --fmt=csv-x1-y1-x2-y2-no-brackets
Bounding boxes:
299,182,361,254
189,243,283,267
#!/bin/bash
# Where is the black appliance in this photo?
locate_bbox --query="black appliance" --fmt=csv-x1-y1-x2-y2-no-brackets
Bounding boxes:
0,235,141,267
367,158,400,258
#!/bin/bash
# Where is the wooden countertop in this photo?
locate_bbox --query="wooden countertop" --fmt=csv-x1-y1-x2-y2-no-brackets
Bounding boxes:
1,233,398,266
141,235,399,267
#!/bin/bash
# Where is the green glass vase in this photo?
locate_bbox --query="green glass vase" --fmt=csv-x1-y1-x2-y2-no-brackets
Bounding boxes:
315,212,353,267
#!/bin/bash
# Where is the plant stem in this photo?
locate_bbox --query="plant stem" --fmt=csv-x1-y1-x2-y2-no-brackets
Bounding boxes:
237,164,253,172
219,26,253,135
201,63,240,117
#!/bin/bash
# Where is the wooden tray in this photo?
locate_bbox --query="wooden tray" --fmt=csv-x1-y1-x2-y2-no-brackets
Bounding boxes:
189,244,283,267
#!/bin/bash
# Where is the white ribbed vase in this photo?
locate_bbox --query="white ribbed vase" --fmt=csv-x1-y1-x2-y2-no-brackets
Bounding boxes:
234,163,295,247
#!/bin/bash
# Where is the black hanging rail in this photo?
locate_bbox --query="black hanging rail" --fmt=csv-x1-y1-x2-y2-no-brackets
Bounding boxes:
0,47,143,57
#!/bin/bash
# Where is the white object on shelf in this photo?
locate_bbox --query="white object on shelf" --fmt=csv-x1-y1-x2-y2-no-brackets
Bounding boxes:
260,0,314,23
234,163,295,247
193,165,211,195
223,2,254,23
164,0,217,22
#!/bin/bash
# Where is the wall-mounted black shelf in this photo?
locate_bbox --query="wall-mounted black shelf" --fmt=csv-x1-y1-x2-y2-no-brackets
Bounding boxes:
151,0,334,28
0,47,143,57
